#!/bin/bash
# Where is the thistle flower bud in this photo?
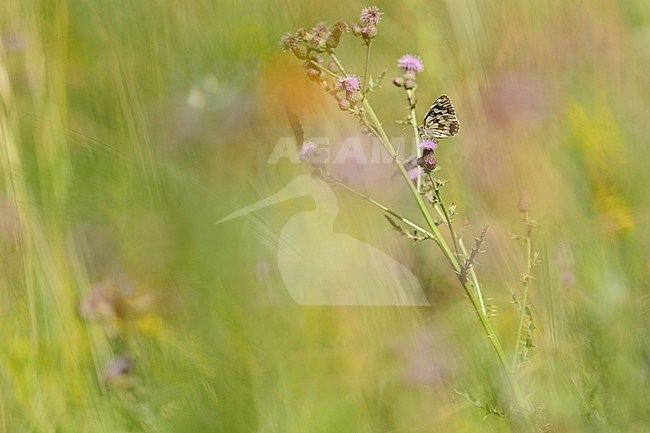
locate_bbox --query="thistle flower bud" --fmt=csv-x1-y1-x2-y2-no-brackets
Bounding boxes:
338,98,351,111
404,78,417,90
392,77,405,87
327,61,338,73
291,44,309,59
326,23,345,49
351,23,362,36
346,90,361,103
295,28,307,38
333,21,350,33
306,67,322,81
311,22,330,38
361,24,377,41
305,33,326,53
326,31,341,49
417,149,437,173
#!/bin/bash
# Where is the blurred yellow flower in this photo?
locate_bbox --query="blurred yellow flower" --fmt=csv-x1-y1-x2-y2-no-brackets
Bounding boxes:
567,100,634,234
136,313,165,339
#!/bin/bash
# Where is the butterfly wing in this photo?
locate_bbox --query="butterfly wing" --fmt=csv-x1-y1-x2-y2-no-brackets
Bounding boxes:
421,94,460,139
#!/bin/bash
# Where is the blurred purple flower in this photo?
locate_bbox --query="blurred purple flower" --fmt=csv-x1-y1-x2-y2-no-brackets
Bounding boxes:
338,75,361,91
560,269,576,287
1,31,27,52
398,54,424,72
103,355,132,380
418,138,438,150
299,141,318,161
407,166,419,182
360,6,383,25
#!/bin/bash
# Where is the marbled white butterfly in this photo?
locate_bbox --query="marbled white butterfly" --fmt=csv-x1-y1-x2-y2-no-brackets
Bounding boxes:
418,94,460,139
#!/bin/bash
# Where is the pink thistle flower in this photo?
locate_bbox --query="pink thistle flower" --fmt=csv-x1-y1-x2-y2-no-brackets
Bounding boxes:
360,6,383,25
418,138,438,150
398,54,424,73
338,75,361,91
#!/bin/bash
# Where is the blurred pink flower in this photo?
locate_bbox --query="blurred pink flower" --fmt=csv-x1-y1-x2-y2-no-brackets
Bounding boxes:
407,166,419,182
299,141,318,161
397,54,424,72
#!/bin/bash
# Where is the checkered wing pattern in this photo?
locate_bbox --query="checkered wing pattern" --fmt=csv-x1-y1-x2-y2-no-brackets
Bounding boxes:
420,94,460,139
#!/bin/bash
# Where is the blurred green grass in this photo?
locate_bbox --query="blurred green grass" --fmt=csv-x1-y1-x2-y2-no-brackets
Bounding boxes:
1,0,649,432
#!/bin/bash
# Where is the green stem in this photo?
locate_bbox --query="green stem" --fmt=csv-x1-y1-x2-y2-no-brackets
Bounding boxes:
511,213,533,371
458,237,487,314
362,41,371,95
329,52,347,75
406,89,422,192
366,96,529,414
311,60,340,79
430,173,460,257
331,179,434,239
429,197,487,315
328,51,530,423
361,99,458,268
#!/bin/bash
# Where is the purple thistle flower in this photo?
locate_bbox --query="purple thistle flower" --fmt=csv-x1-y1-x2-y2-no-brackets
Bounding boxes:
418,138,438,150
338,75,361,91
360,6,383,25
299,141,318,161
398,54,424,73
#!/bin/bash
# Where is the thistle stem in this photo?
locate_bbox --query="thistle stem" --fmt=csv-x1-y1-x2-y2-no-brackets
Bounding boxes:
406,89,422,192
328,52,347,75
458,237,487,314
328,51,530,425
511,213,534,372
330,178,435,239
429,173,460,257
362,41,372,95
311,61,340,79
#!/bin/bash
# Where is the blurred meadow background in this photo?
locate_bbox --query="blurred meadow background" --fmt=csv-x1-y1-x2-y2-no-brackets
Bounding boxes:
1,0,649,432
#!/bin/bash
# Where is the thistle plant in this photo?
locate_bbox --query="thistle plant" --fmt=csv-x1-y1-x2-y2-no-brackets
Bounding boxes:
281,6,539,430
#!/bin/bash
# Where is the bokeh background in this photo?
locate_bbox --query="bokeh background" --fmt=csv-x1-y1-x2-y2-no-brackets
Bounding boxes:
1,0,649,432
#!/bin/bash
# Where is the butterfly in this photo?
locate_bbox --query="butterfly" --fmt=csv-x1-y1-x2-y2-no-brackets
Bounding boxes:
417,94,460,139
